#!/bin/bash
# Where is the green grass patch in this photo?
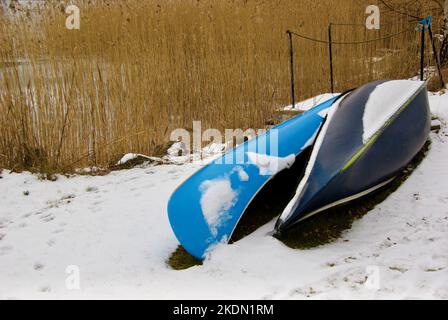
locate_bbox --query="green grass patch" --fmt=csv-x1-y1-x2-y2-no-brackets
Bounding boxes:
168,246,202,270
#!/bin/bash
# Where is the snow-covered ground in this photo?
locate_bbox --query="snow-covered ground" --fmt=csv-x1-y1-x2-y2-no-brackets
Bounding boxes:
1,92,448,300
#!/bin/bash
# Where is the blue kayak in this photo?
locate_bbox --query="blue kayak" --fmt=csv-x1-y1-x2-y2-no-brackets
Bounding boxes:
168,95,341,259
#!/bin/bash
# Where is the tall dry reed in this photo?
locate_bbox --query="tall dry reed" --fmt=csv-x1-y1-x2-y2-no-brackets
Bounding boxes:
0,0,441,172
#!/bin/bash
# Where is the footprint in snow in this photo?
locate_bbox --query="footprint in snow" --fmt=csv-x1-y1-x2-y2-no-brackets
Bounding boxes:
290,286,321,298
39,285,51,293
0,245,13,256
437,196,448,204
47,239,56,247
33,263,45,271
325,261,338,268
0,233,5,241
85,186,99,193
423,266,446,272
40,214,55,222
434,288,448,299
89,206,102,213
401,236,412,244
0,218,11,226
426,237,440,243
379,238,397,249
389,265,409,273
344,256,358,263
61,194,76,203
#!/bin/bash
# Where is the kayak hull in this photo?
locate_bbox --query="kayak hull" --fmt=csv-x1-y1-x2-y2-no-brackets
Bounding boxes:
276,80,431,231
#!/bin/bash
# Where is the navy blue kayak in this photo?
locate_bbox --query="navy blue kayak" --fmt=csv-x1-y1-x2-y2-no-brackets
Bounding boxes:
275,80,431,232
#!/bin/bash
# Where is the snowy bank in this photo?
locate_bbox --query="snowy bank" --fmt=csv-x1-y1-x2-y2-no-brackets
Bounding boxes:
0,92,447,299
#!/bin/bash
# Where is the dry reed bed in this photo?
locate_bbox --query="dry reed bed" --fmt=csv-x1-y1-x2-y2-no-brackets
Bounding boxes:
0,0,440,172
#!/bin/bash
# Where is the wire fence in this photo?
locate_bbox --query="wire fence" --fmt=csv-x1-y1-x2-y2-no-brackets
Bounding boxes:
285,16,445,108
288,27,415,45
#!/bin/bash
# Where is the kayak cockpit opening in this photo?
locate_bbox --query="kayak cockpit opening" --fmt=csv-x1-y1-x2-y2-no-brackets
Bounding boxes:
229,146,313,243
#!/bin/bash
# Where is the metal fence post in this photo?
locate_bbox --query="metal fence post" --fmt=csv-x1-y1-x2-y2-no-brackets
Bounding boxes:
328,23,335,93
287,30,296,108
420,22,426,81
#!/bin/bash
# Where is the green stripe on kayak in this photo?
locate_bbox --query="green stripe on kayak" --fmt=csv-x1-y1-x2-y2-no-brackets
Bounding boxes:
341,82,426,172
